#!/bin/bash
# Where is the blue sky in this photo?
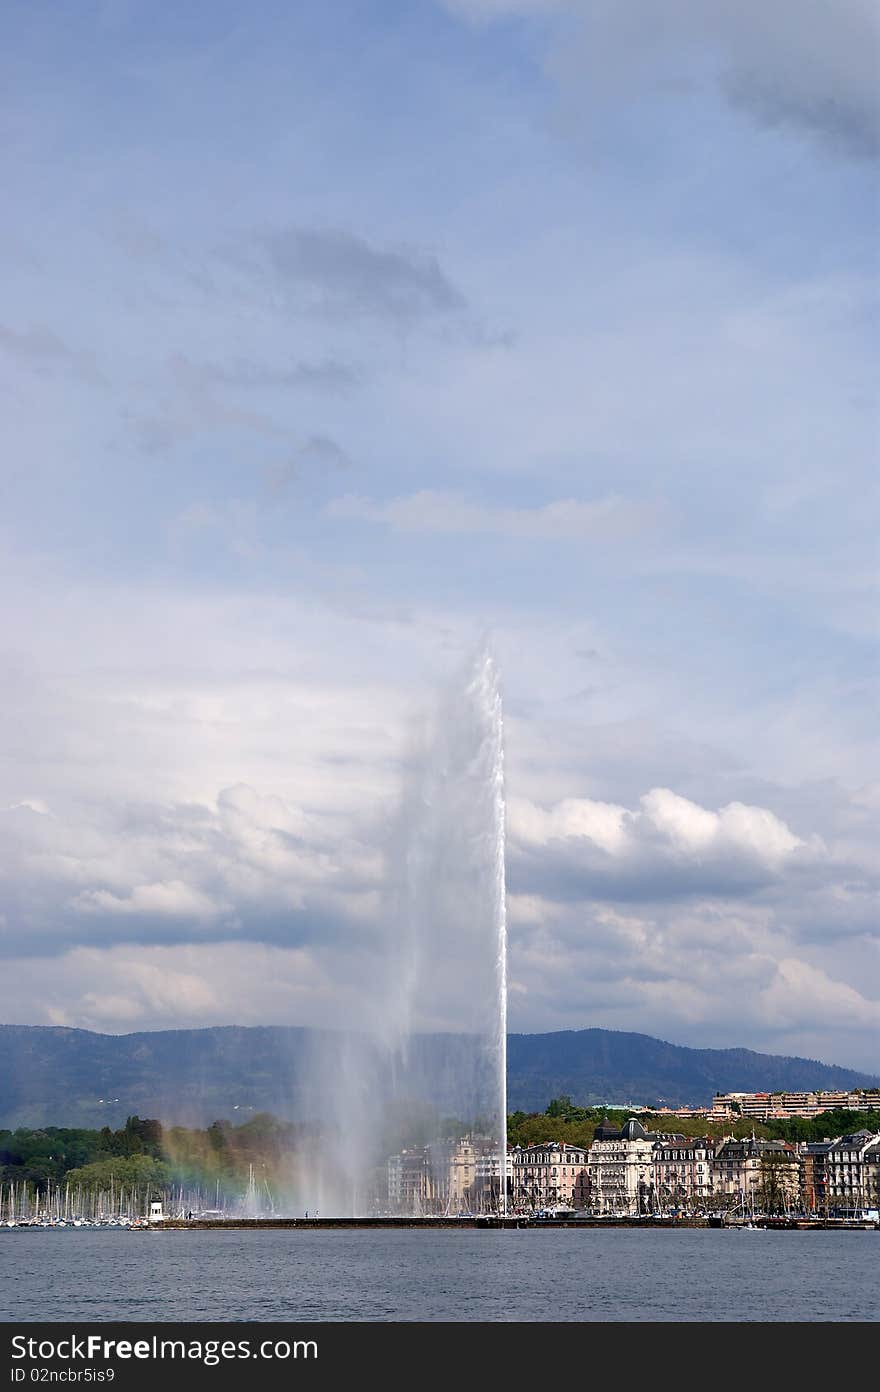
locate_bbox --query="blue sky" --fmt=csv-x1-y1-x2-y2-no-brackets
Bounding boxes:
1,0,878,1071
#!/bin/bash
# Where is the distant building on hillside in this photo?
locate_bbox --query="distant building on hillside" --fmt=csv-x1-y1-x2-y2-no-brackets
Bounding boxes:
644,1106,713,1120
710,1090,880,1121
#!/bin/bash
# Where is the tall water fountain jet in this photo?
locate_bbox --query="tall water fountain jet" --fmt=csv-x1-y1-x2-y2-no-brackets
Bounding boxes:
395,647,508,1215
291,648,508,1216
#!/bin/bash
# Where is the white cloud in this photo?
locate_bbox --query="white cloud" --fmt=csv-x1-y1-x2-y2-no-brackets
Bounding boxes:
644,789,805,865
506,894,880,1070
758,957,880,1031
0,777,382,956
73,880,226,919
509,796,628,855
509,786,814,898
327,490,659,540
10,943,338,1032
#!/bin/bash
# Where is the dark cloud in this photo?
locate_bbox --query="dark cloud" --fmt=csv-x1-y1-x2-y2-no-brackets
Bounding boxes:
267,433,352,494
508,838,807,905
0,323,102,382
254,226,467,322
458,0,880,164
0,785,378,959
725,72,880,163
711,0,880,163
0,899,361,959
298,434,352,469
126,353,292,454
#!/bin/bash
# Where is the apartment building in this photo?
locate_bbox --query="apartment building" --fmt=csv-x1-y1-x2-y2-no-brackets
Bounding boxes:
586,1117,656,1216
652,1135,714,1213
427,1136,503,1213
710,1090,879,1121
799,1141,833,1214
387,1148,431,1213
711,1137,799,1211
388,1136,504,1214
826,1131,880,1215
508,1142,589,1211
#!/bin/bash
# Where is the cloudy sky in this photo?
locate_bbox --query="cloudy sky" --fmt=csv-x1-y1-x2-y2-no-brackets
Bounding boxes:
1,0,878,1071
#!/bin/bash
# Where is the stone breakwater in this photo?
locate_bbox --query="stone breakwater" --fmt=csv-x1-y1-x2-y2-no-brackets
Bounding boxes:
156,1216,708,1231
6,1215,874,1232
149,1215,878,1232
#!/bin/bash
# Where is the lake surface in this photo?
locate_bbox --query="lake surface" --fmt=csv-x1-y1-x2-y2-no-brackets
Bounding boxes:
1,1228,877,1322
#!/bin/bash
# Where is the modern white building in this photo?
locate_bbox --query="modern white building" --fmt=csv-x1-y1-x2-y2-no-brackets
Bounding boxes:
826,1131,880,1214
710,1090,880,1120
386,1148,431,1213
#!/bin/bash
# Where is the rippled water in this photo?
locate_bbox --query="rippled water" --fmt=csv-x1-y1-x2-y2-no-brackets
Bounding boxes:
1,1228,877,1322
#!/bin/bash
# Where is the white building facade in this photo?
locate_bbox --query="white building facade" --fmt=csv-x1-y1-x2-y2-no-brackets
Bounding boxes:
587,1118,656,1215
826,1131,880,1214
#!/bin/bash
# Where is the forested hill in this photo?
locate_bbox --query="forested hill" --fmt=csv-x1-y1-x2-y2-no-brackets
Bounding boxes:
2,1023,876,1129
505,1029,877,1112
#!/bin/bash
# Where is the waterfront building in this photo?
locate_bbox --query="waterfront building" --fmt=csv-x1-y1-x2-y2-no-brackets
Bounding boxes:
865,1140,880,1215
426,1136,502,1213
387,1136,503,1214
826,1130,880,1215
509,1142,589,1211
651,1135,714,1213
474,1146,505,1210
799,1141,833,1214
711,1137,799,1212
587,1118,656,1215
427,1136,478,1211
386,1148,431,1213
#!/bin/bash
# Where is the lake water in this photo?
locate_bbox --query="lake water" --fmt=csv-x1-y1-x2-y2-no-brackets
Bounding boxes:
1,1228,877,1322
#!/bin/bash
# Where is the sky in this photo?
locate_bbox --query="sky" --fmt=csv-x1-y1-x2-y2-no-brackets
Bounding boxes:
1,0,878,1071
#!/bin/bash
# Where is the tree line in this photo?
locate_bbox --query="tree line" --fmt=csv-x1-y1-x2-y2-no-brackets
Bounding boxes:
3,1101,878,1193
0,1113,308,1194
506,1096,880,1148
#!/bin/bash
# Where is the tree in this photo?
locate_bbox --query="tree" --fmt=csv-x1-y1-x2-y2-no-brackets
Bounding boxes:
123,1117,163,1153
545,1097,574,1118
65,1154,171,1194
756,1153,795,1215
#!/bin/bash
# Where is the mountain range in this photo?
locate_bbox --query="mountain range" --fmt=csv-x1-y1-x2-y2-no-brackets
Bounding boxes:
2,1024,877,1129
